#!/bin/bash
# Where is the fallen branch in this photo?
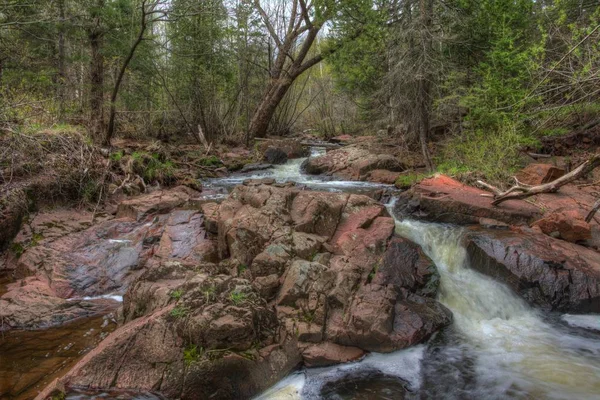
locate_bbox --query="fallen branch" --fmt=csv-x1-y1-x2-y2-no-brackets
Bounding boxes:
586,199,600,223
477,154,600,205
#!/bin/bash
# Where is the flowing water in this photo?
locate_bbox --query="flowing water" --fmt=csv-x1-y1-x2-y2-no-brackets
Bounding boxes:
257,215,600,400
3,149,600,399
203,147,394,197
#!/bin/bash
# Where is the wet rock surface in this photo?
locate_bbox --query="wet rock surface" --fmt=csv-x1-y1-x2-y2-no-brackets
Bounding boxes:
466,227,600,312
0,187,209,330
42,182,450,399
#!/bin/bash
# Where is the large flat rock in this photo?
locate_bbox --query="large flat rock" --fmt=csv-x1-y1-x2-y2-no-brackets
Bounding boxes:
466,227,600,312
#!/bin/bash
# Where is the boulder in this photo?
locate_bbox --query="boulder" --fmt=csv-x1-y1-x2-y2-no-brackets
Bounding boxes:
54,273,301,400
300,342,365,367
466,227,600,312
240,163,273,173
515,163,565,185
532,209,591,243
303,144,405,181
365,169,401,184
1,189,217,330
0,188,28,253
255,139,309,159
263,147,288,165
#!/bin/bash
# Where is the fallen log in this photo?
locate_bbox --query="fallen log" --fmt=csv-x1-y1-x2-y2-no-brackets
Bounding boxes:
477,154,600,206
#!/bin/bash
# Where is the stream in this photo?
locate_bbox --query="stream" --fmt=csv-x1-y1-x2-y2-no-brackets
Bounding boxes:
2,149,600,399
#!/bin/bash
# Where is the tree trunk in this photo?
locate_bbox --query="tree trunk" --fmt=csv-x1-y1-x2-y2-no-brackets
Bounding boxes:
105,2,148,146
247,78,293,138
88,0,105,142
417,0,434,171
57,0,66,118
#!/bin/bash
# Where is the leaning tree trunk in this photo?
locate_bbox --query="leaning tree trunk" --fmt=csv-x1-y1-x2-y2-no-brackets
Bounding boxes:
247,78,293,138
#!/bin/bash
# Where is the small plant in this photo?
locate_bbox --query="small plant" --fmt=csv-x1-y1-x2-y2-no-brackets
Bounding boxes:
170,289,184,300
10,242,25,258
169,305,189,319
203,286,216,303
302,311,316,323
237,263,248,275
367,264,379,284
183,345,203,366
110,150,124,162
229,290,247,305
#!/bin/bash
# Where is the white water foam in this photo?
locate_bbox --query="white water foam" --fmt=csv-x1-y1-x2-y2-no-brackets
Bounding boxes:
562,314,600,331
67,294,123,302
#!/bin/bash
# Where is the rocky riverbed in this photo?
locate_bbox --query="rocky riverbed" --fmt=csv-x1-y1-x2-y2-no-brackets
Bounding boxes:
1,142,600,400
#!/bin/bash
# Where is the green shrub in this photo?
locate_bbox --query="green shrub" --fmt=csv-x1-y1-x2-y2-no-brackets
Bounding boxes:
439,120,528,185
170,289,184,300
131,151,175,184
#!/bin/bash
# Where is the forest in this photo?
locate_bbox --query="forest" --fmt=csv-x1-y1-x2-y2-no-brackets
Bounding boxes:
2,0,599,182
2,1,600,400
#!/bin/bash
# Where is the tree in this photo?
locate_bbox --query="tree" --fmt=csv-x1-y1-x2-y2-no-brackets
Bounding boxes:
104,0,167,146
88,0,106,141
247,0,359,139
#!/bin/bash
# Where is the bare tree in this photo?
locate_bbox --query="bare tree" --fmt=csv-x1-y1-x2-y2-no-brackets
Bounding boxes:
247,0,340,140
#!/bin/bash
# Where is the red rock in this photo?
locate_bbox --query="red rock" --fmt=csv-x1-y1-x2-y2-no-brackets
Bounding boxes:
516,163,565,185
366,169,401,184
532,209,591,242
396,174,542,225
303,144,405,181
300,342,365,367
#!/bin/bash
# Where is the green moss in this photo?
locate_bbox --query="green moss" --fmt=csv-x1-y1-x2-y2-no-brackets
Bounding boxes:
110,150,124,162
394,173,429,189
366,264,379,284
50,391,66,400
539,127,569,137
131,151,175,183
